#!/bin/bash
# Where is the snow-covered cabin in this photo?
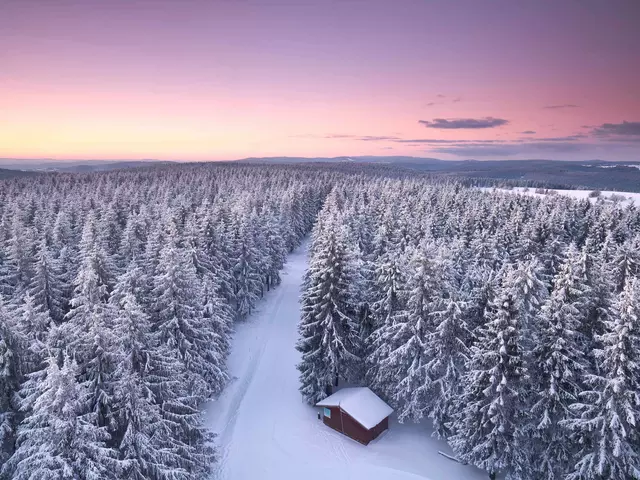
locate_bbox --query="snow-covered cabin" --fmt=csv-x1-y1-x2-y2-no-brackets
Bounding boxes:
316,387,393,445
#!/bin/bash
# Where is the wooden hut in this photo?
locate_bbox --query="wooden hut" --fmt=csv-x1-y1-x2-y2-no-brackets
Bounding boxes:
316,387,393,445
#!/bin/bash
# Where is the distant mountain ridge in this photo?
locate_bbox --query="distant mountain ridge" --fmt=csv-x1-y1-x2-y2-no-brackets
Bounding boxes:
237,157,640,192
2,157,640,192
0,159,173,173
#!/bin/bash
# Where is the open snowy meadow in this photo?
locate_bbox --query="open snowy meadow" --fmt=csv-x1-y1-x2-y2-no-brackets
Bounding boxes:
480,186,640,207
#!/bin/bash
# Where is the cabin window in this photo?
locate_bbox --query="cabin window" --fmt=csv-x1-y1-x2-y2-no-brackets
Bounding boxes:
323,407,331,418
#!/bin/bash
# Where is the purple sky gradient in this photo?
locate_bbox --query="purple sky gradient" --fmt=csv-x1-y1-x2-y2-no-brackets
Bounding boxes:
1,0,639,161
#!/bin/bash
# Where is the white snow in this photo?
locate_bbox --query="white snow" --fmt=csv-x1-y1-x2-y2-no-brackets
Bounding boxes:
317,387,393,430
204,241,487,480
480,186,640,206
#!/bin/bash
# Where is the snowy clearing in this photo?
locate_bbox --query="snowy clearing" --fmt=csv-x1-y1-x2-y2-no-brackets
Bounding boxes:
203,242,486,480
480,186,640,206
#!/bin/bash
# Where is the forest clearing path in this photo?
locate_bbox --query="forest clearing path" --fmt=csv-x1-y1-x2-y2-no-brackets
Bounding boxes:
204,241,486,480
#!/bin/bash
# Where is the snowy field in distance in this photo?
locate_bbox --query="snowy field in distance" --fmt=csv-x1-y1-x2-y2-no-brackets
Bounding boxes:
480,186,640,207
203,242,486,480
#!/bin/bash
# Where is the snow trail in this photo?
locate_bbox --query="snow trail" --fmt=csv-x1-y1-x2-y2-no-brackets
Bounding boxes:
204,241,487,480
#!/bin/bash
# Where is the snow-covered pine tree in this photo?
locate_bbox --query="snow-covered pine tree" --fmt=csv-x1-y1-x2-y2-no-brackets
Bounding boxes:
61,214,118,431
6,355,117,480
263,209,287,290
365,249,408,398
29,238,65,324
561,278,640,480
152,234,225,399
423,247,474,437
529,244,592,479
230,215,262,320
13,294,49,374
108,265,194,480
296,217,360,404
503,258,549,337
611,234,640,293
0,296,24,469
119,211,147,267
4,214,36,297
425,293,471,437
451,275,531,480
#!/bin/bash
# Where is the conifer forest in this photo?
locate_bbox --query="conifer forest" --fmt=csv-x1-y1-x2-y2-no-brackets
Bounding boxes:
0,162,639,479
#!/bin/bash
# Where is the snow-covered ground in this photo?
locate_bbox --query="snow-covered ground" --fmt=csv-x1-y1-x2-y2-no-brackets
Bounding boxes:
203,242,486,480
480,186,640,206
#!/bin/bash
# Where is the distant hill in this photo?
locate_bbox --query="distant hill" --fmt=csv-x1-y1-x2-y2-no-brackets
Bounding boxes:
237,157,640,192
3,157,640,192
0,168,38,179
0,159,174,173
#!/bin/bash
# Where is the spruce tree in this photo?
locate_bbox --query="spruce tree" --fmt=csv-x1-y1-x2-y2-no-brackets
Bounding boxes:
562,278,640,480
7,355,117,480
296,221,360,403
152,239,225,398
29,238,65,323
530,245,592,479
109,267,193,480
0,296,23,470
451,283,531,480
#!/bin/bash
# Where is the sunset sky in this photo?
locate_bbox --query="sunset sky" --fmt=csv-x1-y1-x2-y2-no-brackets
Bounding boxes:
2,0,639,161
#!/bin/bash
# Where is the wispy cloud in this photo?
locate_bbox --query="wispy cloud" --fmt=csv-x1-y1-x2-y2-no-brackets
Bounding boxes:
535,134,586,141
436,94,446,98
418,117,509,129
324,134,356,139
432,142,588,157
358,136,401,141
543,104,580,109
593,121,640,136
394,138,508,144
521,130,536,134
290,134,400,141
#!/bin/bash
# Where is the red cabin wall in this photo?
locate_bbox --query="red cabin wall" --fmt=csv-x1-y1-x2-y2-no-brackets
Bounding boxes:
321,407,389,445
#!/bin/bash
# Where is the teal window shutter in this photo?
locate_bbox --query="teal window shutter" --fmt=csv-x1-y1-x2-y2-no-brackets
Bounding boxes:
324,407,331,418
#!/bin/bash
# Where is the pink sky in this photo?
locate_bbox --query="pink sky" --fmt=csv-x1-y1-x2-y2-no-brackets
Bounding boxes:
1,0,639,161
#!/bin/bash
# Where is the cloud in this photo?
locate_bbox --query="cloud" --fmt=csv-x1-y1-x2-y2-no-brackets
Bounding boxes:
426,102,436,107
436,94,446,98
324,134,356,139
543,104,580,109
452,97,461,103
357,136,401,141
535,134,586,141
418,117,509,129
592,121,640,136
291,134,400,141
521,130,536,134
394,138,508,144
432,141,587,157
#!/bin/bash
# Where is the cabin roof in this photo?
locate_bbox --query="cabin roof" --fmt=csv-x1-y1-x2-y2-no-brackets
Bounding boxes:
316,387,393,430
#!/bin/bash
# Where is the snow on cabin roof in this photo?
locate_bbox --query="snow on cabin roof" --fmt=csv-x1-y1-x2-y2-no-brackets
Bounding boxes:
316,387,393,430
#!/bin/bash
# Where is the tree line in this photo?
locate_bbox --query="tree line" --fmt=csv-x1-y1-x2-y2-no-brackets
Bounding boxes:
297,179,640,479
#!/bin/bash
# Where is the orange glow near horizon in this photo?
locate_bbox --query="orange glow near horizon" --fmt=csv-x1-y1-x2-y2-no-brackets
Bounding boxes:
2,0,639,161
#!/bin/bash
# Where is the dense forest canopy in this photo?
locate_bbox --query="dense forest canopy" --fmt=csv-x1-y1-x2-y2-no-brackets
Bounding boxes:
0,164,327,479
0,162,638,479
297,175,640,479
